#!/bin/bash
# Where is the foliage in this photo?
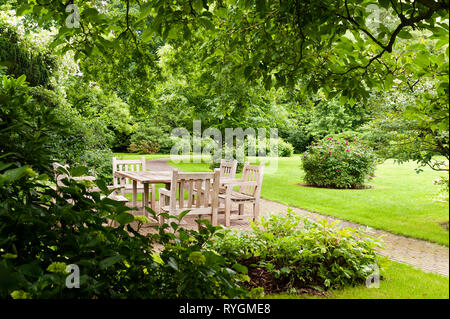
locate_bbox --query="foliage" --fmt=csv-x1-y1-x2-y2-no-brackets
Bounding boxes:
360,80,448,175
0,74,113,180
0,73,248,299
284,126,312,154
0,164,247,298
210,210,383,291
128,121,173,154
301,137,377,189
275,138,295,157
433,173,449,202
148,214,248,298
245,136,294,157
0,20,55,87
0,75,57,172
306,98,370,141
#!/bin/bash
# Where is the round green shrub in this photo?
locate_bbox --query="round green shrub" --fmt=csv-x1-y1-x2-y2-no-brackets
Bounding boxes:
128,122,173,154
274,138,295,157
301,137,377,189
245,136,294,157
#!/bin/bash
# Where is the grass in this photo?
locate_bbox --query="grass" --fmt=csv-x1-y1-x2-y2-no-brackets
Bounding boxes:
266,260,449,299
114,153,449,245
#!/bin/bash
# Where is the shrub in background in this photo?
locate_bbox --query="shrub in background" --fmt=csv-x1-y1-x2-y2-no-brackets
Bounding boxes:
245,136,294,157
301,136,377,189
128,122,173,154
274,138,295,157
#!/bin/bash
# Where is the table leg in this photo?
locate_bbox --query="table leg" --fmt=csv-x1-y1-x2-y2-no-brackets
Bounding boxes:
165,183,171,206
132,180,137,213
143,183,149,217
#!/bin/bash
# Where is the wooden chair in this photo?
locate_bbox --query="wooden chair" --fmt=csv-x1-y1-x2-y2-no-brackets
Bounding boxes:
112,157,155,209
52,162,128,202
192,159,238,204
158,169,221,226
218,159,238,193
219,162,264,227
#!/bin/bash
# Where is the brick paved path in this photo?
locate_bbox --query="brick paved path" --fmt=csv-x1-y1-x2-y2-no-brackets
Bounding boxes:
142,159,449,277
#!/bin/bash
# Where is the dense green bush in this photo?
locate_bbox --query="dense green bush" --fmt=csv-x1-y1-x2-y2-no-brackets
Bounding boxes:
128,121,173,154
284,127,312,154
210,210,383,292
301,136,377,189
245,136,294,157
0,21,56,88
274,138,295,157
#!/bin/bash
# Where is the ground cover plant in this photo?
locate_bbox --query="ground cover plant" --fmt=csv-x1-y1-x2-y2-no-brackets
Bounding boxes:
210,210,383,294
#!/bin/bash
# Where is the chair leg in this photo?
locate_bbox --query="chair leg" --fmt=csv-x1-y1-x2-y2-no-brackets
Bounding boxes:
238,203,244,216
150,184,156,212
253,200,260,222
158,195,164,226
211,210,218,227
225,198,231,227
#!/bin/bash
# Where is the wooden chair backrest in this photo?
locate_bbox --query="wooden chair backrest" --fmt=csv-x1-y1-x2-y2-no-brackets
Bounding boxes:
239,163,265,198
53,162,70,187
168,169,221,212
220,159,238,179
112,157,146,188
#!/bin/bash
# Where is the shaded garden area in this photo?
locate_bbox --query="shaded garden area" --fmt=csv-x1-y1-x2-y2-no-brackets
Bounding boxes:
0,0,448,301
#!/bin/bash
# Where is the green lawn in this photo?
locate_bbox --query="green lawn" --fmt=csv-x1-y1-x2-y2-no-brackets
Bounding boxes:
115,153,449,245
266,260,449,299
168,155,449,246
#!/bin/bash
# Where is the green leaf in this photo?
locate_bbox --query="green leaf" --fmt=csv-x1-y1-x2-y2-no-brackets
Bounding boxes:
377,0,390,9
116,212,135,225
197,18,215,31
142,27,154,42
69,166,89,177
2,166,28,183
99,255,125,269
177,210,191,221
397,30,413,39
232,263,248,274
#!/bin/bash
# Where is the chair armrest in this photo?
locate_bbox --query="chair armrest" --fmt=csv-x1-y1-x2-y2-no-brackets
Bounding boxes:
72,176,96,181
221,180,258,187
159,188,171,197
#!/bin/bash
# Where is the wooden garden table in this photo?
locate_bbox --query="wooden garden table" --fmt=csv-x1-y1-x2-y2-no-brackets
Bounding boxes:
113,170,172,218
113,171,241,225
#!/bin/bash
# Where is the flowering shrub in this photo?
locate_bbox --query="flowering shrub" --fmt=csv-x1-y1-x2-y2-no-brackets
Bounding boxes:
301,137,377,189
